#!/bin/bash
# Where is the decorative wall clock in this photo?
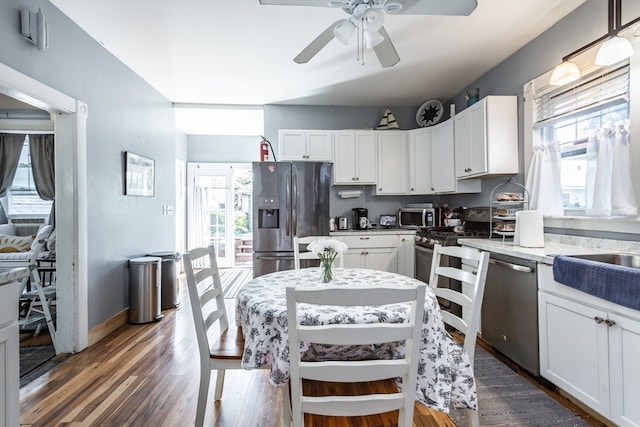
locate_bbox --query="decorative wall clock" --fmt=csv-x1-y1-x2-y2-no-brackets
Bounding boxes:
416,99,443,127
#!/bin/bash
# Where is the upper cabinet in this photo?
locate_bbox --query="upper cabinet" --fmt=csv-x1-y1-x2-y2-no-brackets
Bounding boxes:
375,131,409,195
407,120,481,195
454,96,518,179
278,129,333,161
333,130,377,185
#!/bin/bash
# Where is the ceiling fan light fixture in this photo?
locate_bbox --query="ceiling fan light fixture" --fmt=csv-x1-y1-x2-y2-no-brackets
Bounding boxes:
364,29,385,49
595,35,634,66
549,60,581,86
333,19,356,44
364,8,384,31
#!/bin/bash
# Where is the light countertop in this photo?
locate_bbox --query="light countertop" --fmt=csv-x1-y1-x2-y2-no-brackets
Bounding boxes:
458,238,630,265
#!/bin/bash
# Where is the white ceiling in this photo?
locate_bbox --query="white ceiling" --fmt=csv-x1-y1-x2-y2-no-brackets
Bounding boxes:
48,0,586,110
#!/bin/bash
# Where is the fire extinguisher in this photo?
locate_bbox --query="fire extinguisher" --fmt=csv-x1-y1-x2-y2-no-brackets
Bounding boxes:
259,137,270,162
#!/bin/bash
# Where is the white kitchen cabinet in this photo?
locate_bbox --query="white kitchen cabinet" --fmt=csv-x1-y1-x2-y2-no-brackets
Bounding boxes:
337,234,398,273
333,130,377,185
538,265,640,427
1,281,20,427
454,96,518,179
430,119,481,194
375,131,409,195
407,120,480,195
407,127,432,194
278,129,333,161
397,234,415,277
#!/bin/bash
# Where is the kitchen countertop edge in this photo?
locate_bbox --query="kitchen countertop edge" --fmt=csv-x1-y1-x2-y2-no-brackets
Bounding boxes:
457,238,623,265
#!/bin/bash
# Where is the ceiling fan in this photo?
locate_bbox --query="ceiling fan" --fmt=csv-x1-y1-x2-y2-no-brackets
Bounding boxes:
259,0,478,68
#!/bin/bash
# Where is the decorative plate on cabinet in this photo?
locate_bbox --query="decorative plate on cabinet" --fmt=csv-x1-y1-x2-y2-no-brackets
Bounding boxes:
416,99,443,127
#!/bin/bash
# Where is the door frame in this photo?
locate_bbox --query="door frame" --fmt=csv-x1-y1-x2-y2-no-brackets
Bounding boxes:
0,62,88,353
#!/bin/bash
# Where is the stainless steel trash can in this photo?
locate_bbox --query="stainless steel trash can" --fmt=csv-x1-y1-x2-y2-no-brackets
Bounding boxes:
128,256,164,324
146,251,181,310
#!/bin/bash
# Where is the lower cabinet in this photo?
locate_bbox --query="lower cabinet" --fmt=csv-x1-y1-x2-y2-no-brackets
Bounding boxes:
538,265,640,427
336,234,400,273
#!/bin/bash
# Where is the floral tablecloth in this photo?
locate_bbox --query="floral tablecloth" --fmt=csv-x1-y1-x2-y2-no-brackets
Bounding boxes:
235,267,477,412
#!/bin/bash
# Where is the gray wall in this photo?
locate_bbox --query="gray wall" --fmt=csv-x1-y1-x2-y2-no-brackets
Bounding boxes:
188,135,260,163
0,0,180,328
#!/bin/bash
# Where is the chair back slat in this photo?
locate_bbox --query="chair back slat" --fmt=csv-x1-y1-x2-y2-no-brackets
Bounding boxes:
298,323,413,346
301,359,408,382
287,284,425,427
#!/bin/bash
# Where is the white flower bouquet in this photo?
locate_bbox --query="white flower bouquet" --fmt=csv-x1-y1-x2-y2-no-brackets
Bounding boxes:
306,238,348,282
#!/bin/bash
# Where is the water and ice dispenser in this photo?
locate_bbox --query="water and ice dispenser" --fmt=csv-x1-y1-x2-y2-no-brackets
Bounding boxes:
257,196,279,229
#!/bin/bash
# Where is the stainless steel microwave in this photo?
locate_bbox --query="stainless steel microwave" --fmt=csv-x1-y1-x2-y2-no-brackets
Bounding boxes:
398,208,439,229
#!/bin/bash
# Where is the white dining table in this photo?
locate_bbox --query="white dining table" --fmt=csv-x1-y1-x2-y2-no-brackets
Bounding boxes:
234,267,477,413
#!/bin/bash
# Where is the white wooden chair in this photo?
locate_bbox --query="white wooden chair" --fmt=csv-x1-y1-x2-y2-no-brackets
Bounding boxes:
286,283,425,427
293,236,344,270
428,243,490,427
183,245,291,427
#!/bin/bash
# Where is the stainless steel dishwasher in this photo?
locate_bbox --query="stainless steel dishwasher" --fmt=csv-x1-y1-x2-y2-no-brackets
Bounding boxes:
480,252,539,375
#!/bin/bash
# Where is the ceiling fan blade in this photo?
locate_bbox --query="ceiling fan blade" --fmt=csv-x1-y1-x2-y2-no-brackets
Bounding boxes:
259,0,331,6
294,20,341,64
388,0,477,16
373,26,400,68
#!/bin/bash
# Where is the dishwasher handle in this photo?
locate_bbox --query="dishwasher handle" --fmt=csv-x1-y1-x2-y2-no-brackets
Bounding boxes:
489,258,533,273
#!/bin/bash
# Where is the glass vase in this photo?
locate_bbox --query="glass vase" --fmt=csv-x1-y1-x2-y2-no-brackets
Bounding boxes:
320,259,334,283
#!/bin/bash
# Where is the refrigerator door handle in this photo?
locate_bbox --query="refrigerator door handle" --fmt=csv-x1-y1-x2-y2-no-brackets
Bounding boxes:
285,173,291,236
292,173,298,236
255,255,295,261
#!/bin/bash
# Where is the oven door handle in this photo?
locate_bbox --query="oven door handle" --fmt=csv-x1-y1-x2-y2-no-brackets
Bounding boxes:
415,245,433,254
489,258,533,273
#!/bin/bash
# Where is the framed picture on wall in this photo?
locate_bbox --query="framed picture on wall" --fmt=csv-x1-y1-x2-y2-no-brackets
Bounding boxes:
125,151,155,196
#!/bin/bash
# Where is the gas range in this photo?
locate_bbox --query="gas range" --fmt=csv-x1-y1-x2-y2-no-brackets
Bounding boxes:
414,207,492,249
415,228,490,248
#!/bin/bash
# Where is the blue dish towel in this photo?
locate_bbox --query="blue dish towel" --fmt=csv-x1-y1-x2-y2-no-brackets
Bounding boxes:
553,255,640,311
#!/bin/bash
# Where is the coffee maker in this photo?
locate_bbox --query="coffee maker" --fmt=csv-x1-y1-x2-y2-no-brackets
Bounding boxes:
352,207,369,230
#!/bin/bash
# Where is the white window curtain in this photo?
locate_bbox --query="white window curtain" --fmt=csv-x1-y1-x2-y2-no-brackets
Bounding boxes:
525,134,565,216
585,123,638,216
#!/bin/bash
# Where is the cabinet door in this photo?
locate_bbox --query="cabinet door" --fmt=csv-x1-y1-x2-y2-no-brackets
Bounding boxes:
0,323,19,427
397,235,414,277
608,313,640,427
454,109,472,178
279,130,306,161
343,249,364,268
408,128,432,194
538,292,610,416
333,131,357,184
376,131,408,195
363,247,398,273
354,131,377,184
469,100,488,175
306,131,332,161
431,120,456,193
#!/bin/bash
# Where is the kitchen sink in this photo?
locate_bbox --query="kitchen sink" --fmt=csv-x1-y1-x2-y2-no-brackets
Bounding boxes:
563,253,640,269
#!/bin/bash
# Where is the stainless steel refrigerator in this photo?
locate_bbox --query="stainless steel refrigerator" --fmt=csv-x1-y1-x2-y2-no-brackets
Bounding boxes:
252,161,331,277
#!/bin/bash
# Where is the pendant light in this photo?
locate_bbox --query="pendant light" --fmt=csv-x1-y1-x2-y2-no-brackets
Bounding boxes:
550,0,639,86
595,0,634,66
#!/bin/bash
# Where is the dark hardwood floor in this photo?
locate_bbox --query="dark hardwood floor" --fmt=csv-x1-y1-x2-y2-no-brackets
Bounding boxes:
20,281,600,427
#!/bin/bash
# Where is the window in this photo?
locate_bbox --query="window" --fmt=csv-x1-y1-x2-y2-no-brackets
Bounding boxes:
6,136,53,216
533,63,632,215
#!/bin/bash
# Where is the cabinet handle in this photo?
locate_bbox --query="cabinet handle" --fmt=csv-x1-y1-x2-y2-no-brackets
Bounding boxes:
431,187,435,190
359,237,370,240
605,319,616,327
410,187,414,191
594,316,605,324
356,177,359,180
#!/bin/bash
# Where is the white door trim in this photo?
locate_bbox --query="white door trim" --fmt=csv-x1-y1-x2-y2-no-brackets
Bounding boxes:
0,62,88,353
